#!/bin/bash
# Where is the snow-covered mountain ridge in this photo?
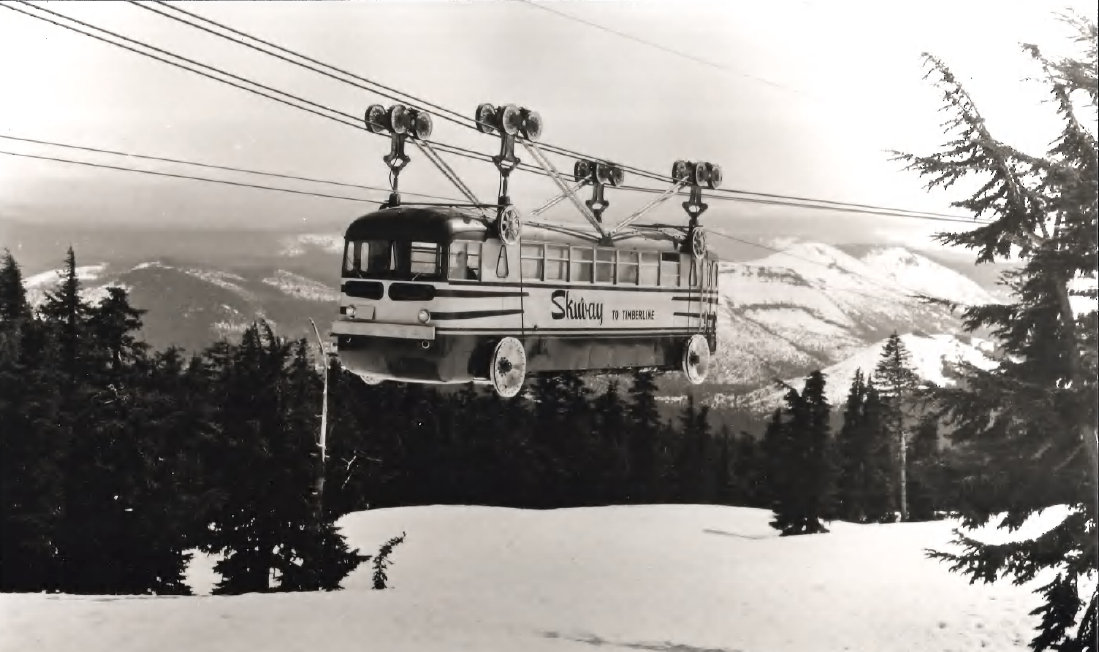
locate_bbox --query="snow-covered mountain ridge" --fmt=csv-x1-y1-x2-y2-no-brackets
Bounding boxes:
18,241,998,409
698,242,1001,411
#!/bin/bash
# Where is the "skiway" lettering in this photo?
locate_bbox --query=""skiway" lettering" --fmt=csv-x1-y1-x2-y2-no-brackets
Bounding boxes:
550,290,604,324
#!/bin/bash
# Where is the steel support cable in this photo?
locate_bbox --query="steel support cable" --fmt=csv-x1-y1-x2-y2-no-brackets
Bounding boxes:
133,1,477,131
4,2,366,131
0,134,463,202
617,184,989,225
134,1,703,186
9,3,981,229
138,0,664,176
134,1,975,224
0,149,379,202
142,1,978,224
5,3,557,204
411,140,485,210
521,141,607,237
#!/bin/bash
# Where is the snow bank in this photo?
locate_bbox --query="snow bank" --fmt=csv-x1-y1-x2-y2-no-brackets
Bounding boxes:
0,505,1043,652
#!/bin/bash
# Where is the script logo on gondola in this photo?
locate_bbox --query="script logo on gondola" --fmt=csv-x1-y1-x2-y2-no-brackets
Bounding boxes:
550,290,604,325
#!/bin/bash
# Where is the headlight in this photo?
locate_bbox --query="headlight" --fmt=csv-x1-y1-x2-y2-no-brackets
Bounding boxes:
417,308,431,324
346,305,357,319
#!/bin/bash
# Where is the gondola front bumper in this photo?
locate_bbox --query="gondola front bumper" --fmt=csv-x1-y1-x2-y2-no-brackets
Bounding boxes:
330,319,436,340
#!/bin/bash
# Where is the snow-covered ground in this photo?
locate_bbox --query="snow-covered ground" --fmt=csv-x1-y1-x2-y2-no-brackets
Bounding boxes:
0,505,1045,652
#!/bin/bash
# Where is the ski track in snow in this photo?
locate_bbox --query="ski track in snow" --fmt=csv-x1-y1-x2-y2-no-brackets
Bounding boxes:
0,505,1045,652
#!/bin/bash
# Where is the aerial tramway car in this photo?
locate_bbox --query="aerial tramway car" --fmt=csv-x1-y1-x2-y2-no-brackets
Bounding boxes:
331,102,722,397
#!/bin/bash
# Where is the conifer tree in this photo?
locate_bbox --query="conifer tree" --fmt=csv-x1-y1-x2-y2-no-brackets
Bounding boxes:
896,17,1097,649
0,250,30,323
835,371,897,522
201,323,363,594
835,369,868,521
626,370,663,503
592,380,630,504
39,247,91,377
768,371,832,535
0,252,64,591
874,333,920,521
530,372,593,506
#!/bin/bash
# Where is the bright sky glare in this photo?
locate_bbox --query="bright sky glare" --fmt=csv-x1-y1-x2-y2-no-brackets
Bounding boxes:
0,0,1094,248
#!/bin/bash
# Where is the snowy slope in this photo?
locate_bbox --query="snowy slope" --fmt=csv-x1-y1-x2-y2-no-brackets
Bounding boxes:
706,242,996,391
727,332,998,411
861,246,997,306
22,263,120,307
0,505,1047,652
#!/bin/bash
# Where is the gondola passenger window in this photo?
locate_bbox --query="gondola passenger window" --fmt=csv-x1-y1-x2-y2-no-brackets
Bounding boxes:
660,252,680,287
595,248,615,283
617,250,639,285
544,244,569,281
409,242,439,276
639,252,659,286
341,239,443,280
448,241,482,280
521,243,545,281
570,247,593,282
343,241,359,275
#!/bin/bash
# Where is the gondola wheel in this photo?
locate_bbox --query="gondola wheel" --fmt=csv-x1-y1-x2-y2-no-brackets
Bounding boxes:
490,337,526,398
682,333,711,385
497,205,522,245
690,227,707,258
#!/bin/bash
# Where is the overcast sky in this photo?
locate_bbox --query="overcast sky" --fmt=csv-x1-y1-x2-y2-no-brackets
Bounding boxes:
1,0,1094,250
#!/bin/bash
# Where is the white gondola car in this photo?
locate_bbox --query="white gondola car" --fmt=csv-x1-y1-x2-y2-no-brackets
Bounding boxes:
331,101,720,397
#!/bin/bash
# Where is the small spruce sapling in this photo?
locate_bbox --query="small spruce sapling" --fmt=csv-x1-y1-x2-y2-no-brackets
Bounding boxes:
372,532,407,590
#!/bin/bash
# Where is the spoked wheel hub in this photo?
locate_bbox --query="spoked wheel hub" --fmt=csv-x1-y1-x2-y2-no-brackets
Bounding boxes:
490,336,526,398
682,333,711,385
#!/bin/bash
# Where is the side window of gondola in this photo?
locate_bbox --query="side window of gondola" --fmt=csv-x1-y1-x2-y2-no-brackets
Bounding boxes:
639,252,659,286
448,241,482,280
342,240,359,275
617,250,639,285
410,242,440,277
570,247,593,282
659,252,680,287
521,243,545,281
544,244,569,281
595,248,615,284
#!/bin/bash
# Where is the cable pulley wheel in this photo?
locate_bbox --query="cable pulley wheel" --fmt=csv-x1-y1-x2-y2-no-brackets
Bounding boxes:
498,104,522,136
690,227,707,258
521,109,543,140
411,111,433,139
672,160,690,182
706,163,723,190
364,104,387,133
387,105,410,134
496,205,522,245
475,103,497,134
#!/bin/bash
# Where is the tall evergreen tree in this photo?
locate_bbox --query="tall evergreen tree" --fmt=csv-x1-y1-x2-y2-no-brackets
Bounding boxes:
0,249,30,323
896,17,1097,649
874,333,920,521
835,371,896,522
201,323,363,594
0,252,65,591
768,371,832,536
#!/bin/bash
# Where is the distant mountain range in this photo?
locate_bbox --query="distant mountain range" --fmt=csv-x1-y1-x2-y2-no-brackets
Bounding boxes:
9,221,1005,424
